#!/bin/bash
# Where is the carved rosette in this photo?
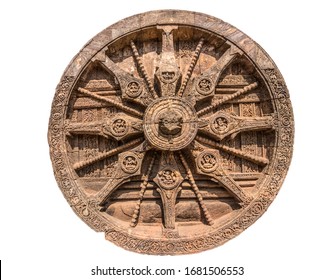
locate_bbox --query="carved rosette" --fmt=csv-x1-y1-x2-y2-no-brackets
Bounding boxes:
48,10,294,255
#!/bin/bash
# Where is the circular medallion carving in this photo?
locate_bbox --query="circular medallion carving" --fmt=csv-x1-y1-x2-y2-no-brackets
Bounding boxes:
120,152,139,173
125,81,142,98
211,115,229,134
197,152,218,173
160,71,178,84
196,77,214,95
110,118,128,136
156,168,179,190
143,97,198,151
48,10,294,255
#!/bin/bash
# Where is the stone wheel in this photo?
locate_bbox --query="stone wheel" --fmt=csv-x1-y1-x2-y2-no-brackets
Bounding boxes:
48,10,294,254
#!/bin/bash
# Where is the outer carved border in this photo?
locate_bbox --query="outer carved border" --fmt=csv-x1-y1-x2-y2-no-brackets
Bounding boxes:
48,10,294,255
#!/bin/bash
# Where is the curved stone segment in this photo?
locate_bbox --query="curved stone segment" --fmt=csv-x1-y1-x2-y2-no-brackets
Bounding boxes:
48,10,294,255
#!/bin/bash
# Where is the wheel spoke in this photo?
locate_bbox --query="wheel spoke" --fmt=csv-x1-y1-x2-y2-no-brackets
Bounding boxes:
64,120,111,138
177,38,205,97
203,44,242,82
154,25,181,96
94,170,128,210
65,114,143,141
73,137,144,171
178,151,214,225
190,141,252,205
130,40,158,98
151,151,184,229
130,152,157,227
95,50,153,106
187,43,243,102
213,172,252,206
197,82,258,117
78,87,143,118
196,135,269,166
94,141,150,206
197,111,274,141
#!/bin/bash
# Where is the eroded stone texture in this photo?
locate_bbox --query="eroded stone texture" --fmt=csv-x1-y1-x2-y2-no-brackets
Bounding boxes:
48,10,294,255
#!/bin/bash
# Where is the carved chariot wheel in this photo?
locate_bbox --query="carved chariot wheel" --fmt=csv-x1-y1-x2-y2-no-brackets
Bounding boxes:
48,10,294,254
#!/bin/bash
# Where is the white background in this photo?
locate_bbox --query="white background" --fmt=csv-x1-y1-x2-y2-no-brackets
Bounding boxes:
1,0,332,279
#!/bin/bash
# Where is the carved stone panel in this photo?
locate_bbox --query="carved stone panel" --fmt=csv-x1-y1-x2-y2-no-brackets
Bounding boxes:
48,10,294,255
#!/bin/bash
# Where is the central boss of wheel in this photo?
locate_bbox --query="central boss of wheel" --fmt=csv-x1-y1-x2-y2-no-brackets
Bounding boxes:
143,97,198,151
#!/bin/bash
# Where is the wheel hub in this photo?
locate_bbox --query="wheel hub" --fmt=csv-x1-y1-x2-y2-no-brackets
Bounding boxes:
143,97,198,151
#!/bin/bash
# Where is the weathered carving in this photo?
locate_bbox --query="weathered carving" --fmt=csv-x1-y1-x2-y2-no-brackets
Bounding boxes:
155,26,181,96
211,115,229,134
143,97,198,151
197,151,218,173
196,77,214,96
125,81,142,98
49,10,293,255
199,111,274,141
120,152,140,174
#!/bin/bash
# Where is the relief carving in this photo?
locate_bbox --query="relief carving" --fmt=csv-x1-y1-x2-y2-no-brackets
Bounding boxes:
49,10,293,255
109,118,128,136
196,77,214,95
120,152,140,174
125,81,142,98
197,151,218,173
